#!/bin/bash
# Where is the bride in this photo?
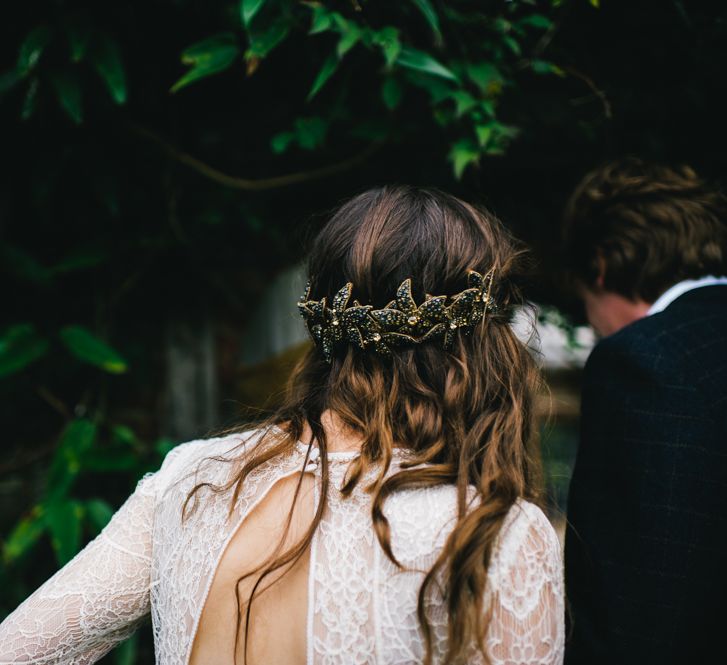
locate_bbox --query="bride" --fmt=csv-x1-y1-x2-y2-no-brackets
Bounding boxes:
0,186,564,664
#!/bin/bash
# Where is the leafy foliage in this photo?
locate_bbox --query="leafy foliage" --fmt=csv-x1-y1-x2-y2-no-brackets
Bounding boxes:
185,0,565,174
5,1,567,177
0,325,49,377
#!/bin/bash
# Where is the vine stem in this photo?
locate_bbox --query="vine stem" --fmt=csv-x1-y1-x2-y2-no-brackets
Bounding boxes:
130,123,385,191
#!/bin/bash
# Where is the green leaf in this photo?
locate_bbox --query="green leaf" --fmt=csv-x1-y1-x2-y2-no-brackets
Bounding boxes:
92,38,127,104
466,62,503,94
483,122,520,155
18,25,52,74
590,0,600,7
494,17,512,33
155,437,176,458
59,325,128,373
85,499,114,533
82,449,139,472
51,71,83,124
111,424,137,447
172,34,238,93
0,243,51,284
45,499,83,565
49,248,107,275
3,508,46,564
241,0,267,27
182,33,236,61
449,90,476,117
395,46,458,82
503,35,522,56
530,59,564,76
65,18,92,62
381,76,402,110
307,53,339,101
475,123,493,147
294,116,327,150
519,14,553,30
20,78,40,120
45,419,98,502
410,0,442,44
336,25,361,58
0,324,49,377
114,634,139,665
0,69,23,95
372,26,401,67
448,139,480,179
270,131,294,154
478,99,496,118
309,11,332,35
247,19,291,60
329,12,349,32
413,75,452,104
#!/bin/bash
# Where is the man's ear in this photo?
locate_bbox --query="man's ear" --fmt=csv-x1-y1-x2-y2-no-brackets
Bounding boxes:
594,254,607,290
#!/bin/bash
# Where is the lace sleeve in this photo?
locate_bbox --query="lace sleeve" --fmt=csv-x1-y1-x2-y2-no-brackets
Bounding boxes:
485,502,565,665
0,471,160,665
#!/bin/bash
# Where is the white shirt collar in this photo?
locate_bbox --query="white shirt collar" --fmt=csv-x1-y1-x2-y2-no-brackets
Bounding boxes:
647,275,727,315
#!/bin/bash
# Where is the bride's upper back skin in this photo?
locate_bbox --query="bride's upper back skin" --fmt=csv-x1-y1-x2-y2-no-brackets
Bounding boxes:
0,186,564,665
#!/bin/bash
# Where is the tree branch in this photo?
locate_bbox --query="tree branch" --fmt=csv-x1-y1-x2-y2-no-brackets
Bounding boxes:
130,123,385,191
0,439,55,475
563,66,613,119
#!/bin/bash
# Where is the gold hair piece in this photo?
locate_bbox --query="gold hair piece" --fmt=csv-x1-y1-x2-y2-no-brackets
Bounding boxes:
297,268,497,362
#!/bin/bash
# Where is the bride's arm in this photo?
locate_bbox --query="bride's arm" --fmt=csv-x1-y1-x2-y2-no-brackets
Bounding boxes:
485,502,565,665
0,470,160,665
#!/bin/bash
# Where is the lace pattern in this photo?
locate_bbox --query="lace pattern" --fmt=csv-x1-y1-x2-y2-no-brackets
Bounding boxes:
0,429,564,664
0,473,158,664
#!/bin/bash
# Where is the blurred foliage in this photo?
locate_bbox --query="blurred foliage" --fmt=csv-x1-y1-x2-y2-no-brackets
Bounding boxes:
3,0,727,661
166,0,565,175
4,0,567,176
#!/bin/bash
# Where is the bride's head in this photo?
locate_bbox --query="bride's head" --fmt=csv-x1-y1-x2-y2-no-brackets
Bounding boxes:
200,185,543,664
288,185,541,489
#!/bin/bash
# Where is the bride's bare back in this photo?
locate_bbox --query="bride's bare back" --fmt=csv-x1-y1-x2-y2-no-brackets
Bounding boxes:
191,416,359,665
189,472,315,665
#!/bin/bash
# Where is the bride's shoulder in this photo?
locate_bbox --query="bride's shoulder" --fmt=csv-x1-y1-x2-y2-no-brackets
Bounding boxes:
151,426,271,494
502,499,556,535
488,499,563,591
479,499,565,624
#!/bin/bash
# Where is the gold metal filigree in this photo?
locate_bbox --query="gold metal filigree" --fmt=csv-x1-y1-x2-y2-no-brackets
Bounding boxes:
297,268,497,362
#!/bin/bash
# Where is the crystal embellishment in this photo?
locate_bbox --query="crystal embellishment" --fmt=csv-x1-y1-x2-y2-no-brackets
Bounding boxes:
297,268,498,363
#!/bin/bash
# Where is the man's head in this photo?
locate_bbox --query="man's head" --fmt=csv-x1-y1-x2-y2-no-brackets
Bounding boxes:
563,157,727,336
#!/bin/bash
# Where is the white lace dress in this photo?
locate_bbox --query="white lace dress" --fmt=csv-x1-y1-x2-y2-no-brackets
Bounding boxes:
0,427,565,664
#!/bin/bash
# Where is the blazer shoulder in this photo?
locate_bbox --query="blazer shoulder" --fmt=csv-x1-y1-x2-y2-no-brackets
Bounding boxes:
585,316,686,385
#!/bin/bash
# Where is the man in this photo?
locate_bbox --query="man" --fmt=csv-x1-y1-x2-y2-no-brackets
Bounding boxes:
563,158,727,664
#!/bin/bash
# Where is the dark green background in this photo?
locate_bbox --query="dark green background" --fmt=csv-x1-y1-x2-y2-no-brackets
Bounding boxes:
1,1,725,662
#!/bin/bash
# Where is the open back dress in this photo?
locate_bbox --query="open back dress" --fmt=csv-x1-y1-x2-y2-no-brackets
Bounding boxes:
0,427,564,664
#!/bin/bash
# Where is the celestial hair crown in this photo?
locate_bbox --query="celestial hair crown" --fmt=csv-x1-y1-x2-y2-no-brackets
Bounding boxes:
297,268,498,363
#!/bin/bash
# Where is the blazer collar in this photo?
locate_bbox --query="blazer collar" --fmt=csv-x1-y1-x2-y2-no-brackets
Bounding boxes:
647,275,727,315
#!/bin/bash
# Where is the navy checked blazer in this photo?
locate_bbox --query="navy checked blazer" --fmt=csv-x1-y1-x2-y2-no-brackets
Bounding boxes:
564,285,727,665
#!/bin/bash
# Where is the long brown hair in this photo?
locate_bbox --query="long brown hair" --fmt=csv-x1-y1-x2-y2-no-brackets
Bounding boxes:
185,185,543,664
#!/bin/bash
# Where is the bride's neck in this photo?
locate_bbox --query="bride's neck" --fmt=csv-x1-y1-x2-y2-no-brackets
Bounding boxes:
300,410,365,454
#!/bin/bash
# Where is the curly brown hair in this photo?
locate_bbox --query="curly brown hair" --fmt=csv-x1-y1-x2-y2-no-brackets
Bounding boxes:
563,157,727,301
185,186,544,665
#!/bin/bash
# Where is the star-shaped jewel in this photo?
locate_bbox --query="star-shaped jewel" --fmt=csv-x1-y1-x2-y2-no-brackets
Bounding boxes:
445,268,496,343
371,279,449,338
